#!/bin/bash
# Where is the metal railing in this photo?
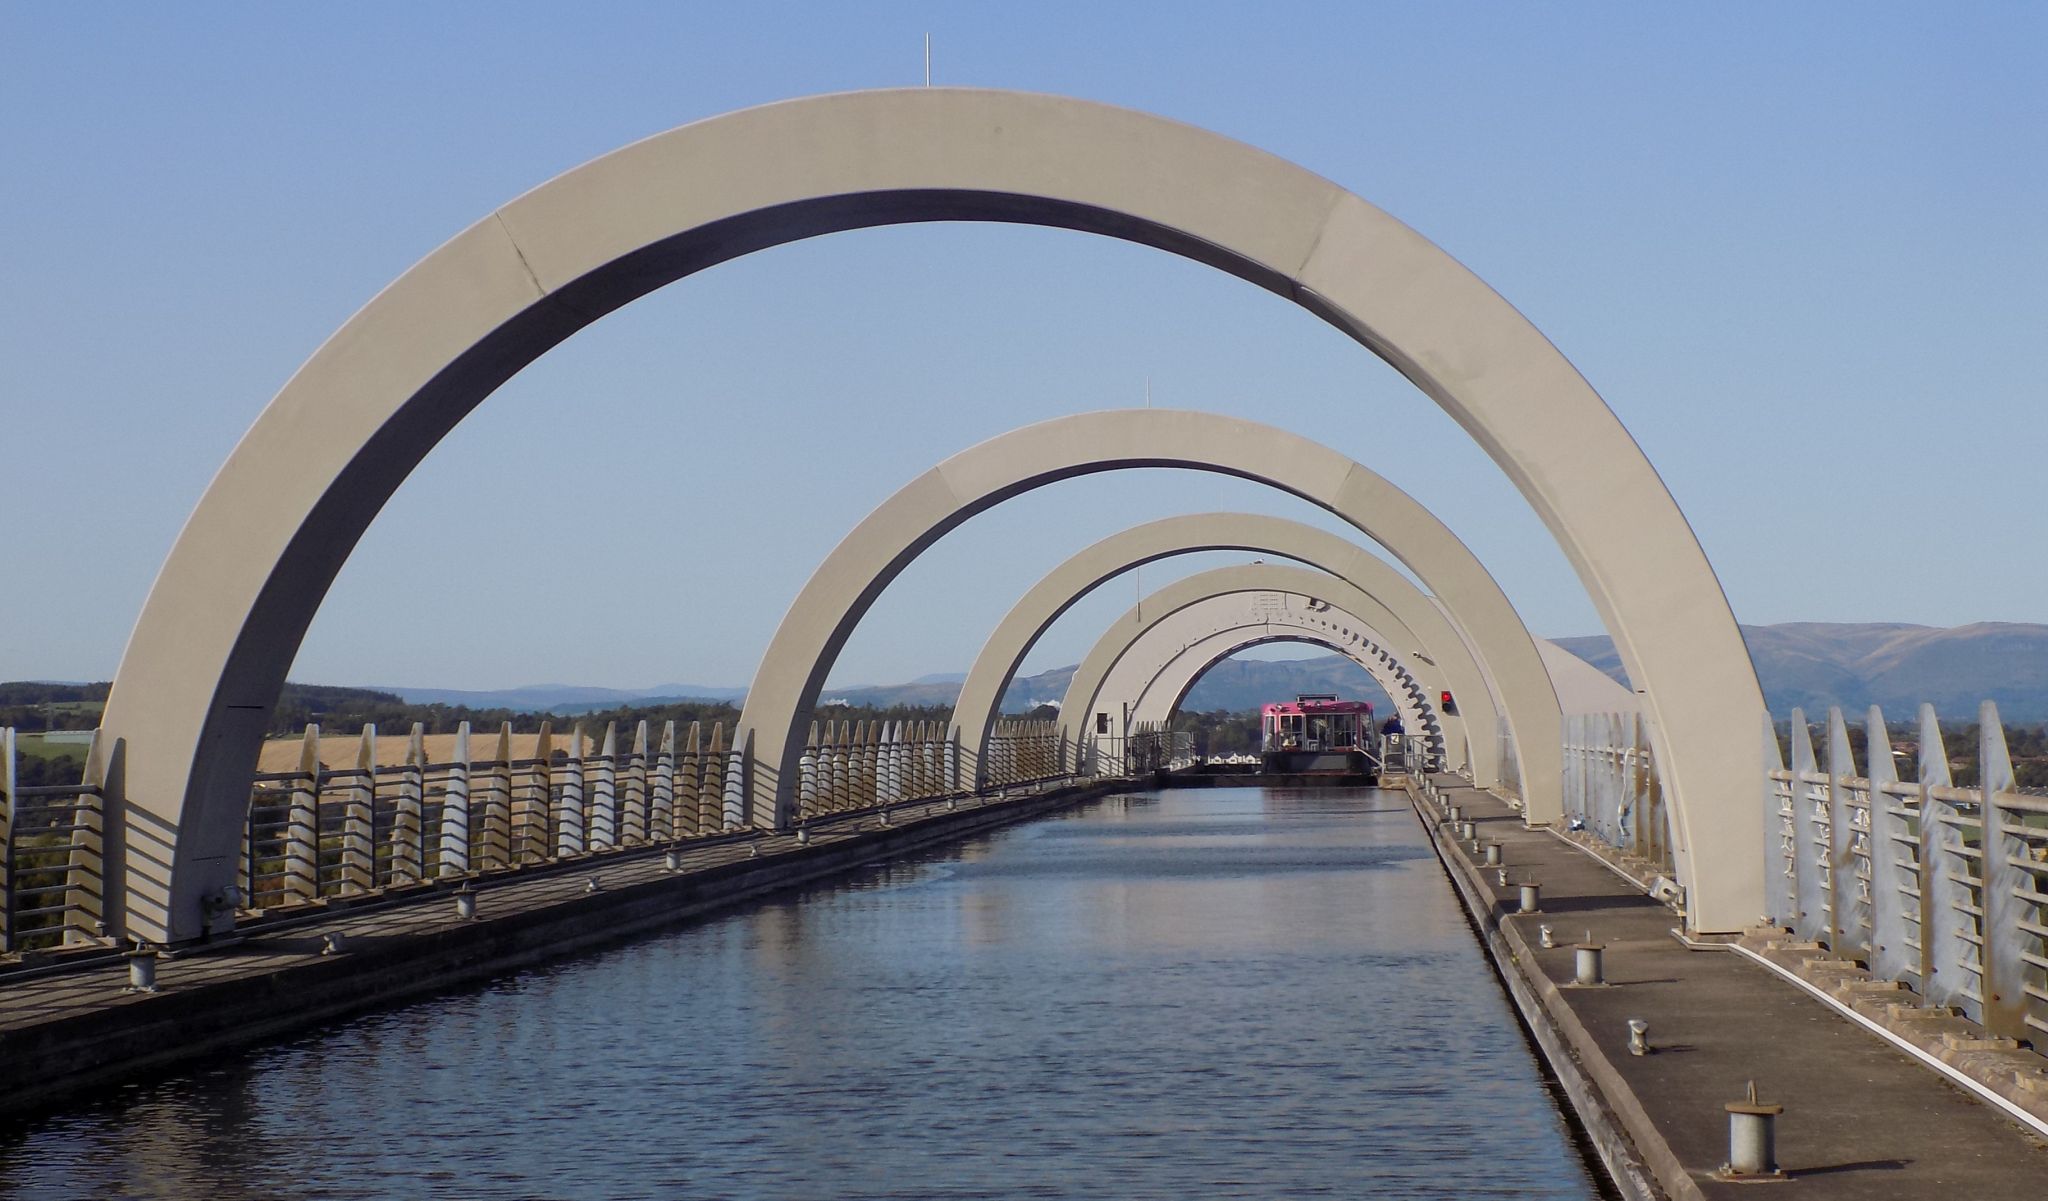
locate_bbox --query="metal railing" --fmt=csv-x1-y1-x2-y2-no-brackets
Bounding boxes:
2,716,1086,948
1497,716,1522,801
1075,722,1194,777
235,719,748,911
1,728,106,953
797,717,991,819
1766,701,2048,1041
1379,734,1443,776
1561,710,1671,875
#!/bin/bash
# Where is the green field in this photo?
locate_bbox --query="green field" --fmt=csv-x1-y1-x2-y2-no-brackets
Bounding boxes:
7,733,93,789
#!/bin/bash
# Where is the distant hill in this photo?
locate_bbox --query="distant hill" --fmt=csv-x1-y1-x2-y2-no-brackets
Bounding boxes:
815,656,1393,714
1552,621,2048,722
989,657,1390,715
17,618,2021,731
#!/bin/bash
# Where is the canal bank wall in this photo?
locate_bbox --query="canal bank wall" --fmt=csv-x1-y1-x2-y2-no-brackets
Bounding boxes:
0,782,1115,1119
1407,775,2048,1201
1404,781,1670,1201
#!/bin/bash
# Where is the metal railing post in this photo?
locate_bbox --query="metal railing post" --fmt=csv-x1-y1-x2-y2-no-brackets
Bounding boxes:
1,727,15,952
1977,702,2031,1039
588,722,617,852
557,724,587,857
721,729,748,830
1917,706,1976,1017
1761,711,1793,928
1863,707,1917,985
392,724,425,885
620,721,649,849
340,726,377,894
1826,708,1871,958
651,721,676,844
677,721,701,839
1788,710,1829,943
437,722,472,878
283,726,322,903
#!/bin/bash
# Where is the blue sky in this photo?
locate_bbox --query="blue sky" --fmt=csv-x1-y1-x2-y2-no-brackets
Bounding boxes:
4,3,2044,691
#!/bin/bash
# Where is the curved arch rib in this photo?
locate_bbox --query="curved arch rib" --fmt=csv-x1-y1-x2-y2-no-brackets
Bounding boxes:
736,411,1561,836
102,87,1761,940
949,513,1515,793
1062,567,1454,771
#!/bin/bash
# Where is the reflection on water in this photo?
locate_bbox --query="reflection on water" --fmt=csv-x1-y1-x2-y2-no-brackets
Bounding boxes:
1,788,1598,1199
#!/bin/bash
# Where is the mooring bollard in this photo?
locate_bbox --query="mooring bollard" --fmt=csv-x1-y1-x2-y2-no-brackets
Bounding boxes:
454,885,477,921
878,809,892,827
663,845,683,872
796,826,811,845
124,948,160,994
1627,1018,1650,1056
1575,942,1604,986
1447,804,1462,824
1721,1081,1785,1179
1483,843,1503,867
321,932,346,956
1496,867,1510,886
585,875,602,894
1539,924,1555,949
1459,820,1476,841
1519,882,1542,913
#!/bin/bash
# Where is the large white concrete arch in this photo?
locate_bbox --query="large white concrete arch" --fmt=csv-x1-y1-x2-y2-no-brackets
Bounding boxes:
1128,624,1436,738
1117,626,1441,773
100,87,1762,940
948,513,1513,794
737,412,1560,831
1061,568,1476,789
1121,610,1442,746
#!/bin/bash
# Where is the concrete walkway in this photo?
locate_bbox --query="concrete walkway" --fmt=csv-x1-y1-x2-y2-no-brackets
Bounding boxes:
1418,776,2048,1199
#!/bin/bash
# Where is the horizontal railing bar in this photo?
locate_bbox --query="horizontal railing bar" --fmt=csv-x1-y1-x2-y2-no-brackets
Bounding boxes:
1994,792,2048,817
11,786,103,800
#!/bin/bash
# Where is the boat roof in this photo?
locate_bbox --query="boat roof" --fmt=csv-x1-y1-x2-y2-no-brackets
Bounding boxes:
1262,696,1374,715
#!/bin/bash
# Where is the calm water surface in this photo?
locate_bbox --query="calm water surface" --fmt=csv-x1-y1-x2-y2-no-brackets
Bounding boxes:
2,788,1599,1199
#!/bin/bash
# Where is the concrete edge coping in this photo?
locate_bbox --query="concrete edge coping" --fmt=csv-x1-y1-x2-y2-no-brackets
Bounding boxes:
1525,783,2048,1138
1728,937,2048,1138
1404,782,1685,1201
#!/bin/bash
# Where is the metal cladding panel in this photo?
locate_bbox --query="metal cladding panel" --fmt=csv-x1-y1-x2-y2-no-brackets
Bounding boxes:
1788,712,1829,944
1863,709,1918,986
1917,706,1977,1019
1977,703,2032,1040
1827,708,1872,958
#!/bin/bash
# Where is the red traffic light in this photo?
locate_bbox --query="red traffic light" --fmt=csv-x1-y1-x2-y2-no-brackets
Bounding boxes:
1440,690,1458,716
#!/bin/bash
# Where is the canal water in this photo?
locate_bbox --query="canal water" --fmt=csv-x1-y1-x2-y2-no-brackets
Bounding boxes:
1,788,1600,1199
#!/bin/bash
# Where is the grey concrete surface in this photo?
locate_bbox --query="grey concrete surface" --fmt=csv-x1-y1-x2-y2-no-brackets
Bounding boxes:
1420,778,2048,1198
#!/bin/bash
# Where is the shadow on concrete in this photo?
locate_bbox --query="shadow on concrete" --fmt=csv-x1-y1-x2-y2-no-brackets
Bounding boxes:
1788,1158,1911,1178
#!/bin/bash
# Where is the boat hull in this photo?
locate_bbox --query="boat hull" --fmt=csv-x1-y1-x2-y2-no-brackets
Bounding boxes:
1260,749,1377,782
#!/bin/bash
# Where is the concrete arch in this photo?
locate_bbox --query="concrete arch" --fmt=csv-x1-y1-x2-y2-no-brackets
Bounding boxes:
1123,617,1445,756
1128,625,1439,744
1059,591,1450,770
1134,631,1438,769
100,87,1761,940
949,513,1515,794
736,411,1560,832
1062,567,1465,778
1116,625,1442,774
